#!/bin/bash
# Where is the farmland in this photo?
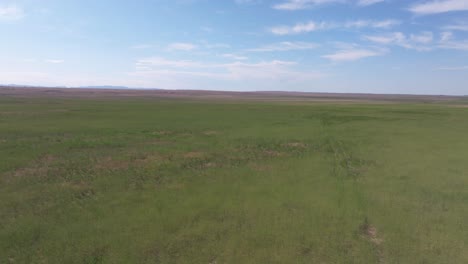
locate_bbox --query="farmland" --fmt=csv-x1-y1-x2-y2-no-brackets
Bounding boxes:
1,88,467,263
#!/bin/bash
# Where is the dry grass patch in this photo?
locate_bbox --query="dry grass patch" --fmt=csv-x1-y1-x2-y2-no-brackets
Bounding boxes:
263,150,283,157
95,156,130,170
202,130,219,136
284,142,307,148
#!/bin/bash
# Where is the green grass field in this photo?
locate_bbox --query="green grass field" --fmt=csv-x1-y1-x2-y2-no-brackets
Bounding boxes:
1,96,467,263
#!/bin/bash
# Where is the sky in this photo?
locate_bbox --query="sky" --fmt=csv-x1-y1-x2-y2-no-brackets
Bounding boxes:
1,0,468,95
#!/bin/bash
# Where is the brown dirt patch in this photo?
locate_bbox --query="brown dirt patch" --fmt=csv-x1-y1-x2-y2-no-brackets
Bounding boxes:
12,167,48,178
95,157,130,170
9,154,56,179
365,226,383,246
360,220,385,263
183,152,206,158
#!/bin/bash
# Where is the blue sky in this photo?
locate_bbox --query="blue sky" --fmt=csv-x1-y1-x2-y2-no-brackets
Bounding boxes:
1,0,468,94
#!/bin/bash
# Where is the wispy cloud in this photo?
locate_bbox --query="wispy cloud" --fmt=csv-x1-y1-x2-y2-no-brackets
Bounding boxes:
221,53,249,60
248,41,319,52
0,5,24,21
273,0,344,10
438,39,468,50
410,31,434,44
322,48,385,61
269,21,330,35
408,0,468,15
167,42,197,51
345,19,400,29
364,32,406,44
440,31,453,42
270,19,399,35
365,30,468,51
272,0,385,10
131,57,324,89
204,43,231,49
357,0,384,6
364,32,434,51
442,22,468,31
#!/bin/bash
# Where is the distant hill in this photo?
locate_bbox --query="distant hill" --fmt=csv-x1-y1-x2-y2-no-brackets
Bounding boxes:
79,85,130,90
0,84,160,90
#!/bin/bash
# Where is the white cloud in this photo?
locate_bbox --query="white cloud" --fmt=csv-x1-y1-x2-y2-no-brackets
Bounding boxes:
345,19,400,29
167,42,197,51
221,53,249,60
45,59,64,64
270,19,399,35
357,0,384,6
439,40,468,50
204,43,231,49
442,22,468,31
130,57,324,90
364,32,406,44
248,41,319,52
365,31,468,51
364,32,433,51
0,5,24,21
272,0,386,10
269,21,330,35
410,31,433,44
408,0,468,15
322,49,385,61
273,0,344,10
437,29,468,50
440,31,453,42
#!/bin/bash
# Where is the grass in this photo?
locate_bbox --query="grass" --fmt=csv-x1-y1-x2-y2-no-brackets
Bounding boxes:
1,97,467,263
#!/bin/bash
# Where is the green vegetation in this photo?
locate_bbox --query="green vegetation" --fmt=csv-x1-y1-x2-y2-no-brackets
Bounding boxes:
1,97,467,263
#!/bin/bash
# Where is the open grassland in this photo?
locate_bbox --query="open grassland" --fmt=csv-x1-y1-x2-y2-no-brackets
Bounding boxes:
1,95,468,263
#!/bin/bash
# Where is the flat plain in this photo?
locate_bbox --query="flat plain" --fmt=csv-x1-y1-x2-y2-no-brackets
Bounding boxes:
1,87,467,263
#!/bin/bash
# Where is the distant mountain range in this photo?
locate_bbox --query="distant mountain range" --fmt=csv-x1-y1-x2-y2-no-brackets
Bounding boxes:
1,84,160,90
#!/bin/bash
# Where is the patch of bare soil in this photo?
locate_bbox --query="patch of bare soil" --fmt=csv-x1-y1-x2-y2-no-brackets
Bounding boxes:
95,157,130,170
182,152,206,158
360,220,385,263
8,154,56,180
